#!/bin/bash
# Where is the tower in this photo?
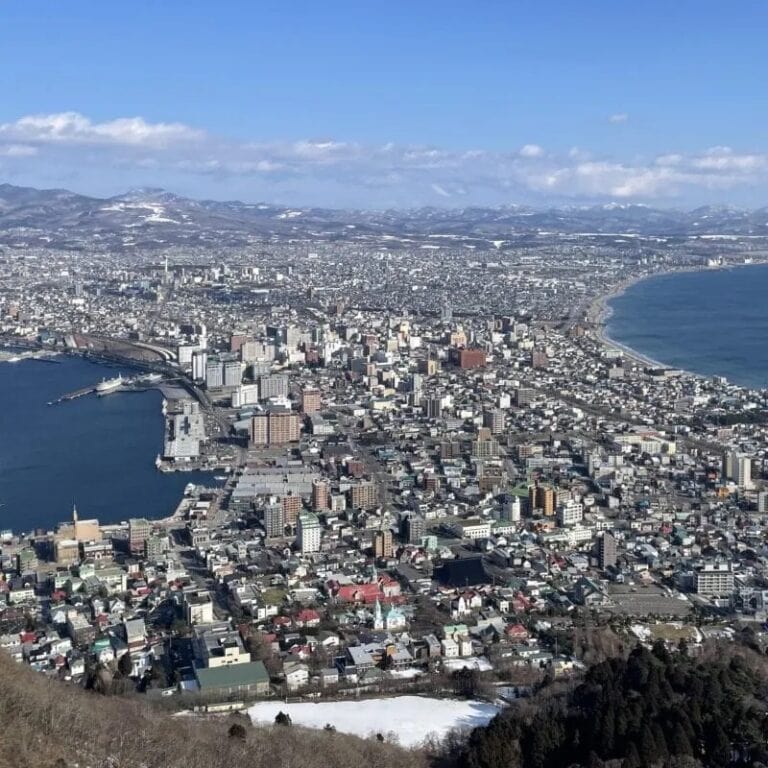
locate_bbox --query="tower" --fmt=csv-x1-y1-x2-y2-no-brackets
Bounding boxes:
373,598,384,630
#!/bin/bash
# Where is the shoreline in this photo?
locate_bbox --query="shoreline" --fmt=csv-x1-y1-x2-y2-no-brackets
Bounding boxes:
0,356,215,538
586,260,768,379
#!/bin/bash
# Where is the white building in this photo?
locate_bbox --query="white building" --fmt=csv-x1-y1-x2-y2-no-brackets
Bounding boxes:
557,499,583,527
297,512,321,554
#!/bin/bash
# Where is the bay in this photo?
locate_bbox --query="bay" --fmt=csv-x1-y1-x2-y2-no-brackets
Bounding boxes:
0,355,212,534
607,264,768,390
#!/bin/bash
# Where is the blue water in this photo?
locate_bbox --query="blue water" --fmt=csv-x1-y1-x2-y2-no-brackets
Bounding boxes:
607,264,768,389
0,356,212,534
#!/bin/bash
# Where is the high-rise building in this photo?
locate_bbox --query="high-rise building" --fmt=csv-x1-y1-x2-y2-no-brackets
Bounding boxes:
452,348,487,369
501,495,521,523
483,409,505,435
471,427,499,458
349,480,378,510
259,374,289,400
725,451,753,489
297,512,321,554
250,414,269,445
515,388,535,407
250,410,301,445
373,529,394,559
301,387,322,414
191,350,208,381
223,360,243,387
402,514,426,545
128,518,151,556
205,359,223,388
312,479,330,511
267,411,301,444
422,396,443,419
263,503,284,539
597,531,617,570
281,493,302,526
528,484,555,516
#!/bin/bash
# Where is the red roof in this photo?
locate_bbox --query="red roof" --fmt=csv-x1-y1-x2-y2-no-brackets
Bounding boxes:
296,609,321,623
336,583,381,604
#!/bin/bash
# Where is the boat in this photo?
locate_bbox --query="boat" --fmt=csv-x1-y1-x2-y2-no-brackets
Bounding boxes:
95,375,123,394
138,373,163,385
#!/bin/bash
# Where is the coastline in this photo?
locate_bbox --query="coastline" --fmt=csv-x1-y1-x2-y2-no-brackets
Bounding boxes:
585,260,768,377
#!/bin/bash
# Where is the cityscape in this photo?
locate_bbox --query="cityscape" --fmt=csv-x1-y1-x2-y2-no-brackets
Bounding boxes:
3,3,768,768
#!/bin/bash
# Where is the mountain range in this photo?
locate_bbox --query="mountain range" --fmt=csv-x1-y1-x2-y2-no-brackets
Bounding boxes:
1,182,767,250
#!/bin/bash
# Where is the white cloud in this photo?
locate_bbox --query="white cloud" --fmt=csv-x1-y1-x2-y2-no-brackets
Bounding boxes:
1,110,767,205
519,144,544,158
608,113,629,124
0,144,37,157
0,111,204,148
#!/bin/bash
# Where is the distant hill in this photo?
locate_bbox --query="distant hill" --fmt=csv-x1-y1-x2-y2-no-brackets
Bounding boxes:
0,651,425,768
1,182,767,250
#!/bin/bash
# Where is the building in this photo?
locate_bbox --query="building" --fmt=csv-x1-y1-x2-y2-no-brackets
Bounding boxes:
422,396,443,419
128,518,151,556
531,350,549,369
301,387,322,414
164,400,206,459
250,409,301,445
55,538,80,566
529,484,555,516
483,409,505,435
449,518,491,540
281,493,302,527
223,360,243,387
557,499,583,527
452,347,487,369
694,564,735,596
725,451,753,490
250,414,269,445
267,410,301,444
205,359,223,388
597,531,617,570
312,478,330,511
195,661,270,697
403,514,426,544
263,503,284,538
191,350,208,381
373,529,394,559
231,383,260,408
515,388,535,407
56,505,101,543
349,480,378,510
259,373,289,400
297,512,321,554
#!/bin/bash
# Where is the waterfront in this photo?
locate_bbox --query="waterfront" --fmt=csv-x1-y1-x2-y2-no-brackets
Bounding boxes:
606,264,768,390
0,356,213,534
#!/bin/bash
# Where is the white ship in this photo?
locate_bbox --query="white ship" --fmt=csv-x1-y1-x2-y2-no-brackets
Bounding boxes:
95,375,123,394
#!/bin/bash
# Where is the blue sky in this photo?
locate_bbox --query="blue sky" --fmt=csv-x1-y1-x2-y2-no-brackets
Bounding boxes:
0,0,766,207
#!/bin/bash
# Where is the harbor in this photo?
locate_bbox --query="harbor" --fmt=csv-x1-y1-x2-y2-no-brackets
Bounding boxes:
47,372,166,405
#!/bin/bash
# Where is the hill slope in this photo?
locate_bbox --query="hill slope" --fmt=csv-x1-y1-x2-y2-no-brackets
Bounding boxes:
0,652,426,768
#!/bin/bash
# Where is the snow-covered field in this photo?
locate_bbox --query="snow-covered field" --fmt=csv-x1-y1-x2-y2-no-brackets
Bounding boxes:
248,695,500,747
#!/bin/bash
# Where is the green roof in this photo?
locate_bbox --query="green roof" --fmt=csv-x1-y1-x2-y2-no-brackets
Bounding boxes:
195,661,269,690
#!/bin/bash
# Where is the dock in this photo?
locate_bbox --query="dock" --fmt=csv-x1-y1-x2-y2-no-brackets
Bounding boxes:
48,386,96,405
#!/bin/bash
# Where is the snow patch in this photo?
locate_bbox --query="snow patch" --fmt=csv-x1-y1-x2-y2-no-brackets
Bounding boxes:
248,695,500,747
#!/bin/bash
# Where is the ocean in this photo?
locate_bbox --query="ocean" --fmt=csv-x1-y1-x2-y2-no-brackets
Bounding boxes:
0,355,213,534
607,263,768,390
